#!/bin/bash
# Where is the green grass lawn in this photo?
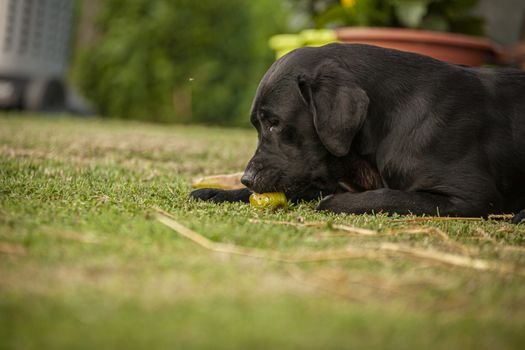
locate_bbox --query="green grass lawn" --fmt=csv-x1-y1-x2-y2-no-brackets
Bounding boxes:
1,114,525,349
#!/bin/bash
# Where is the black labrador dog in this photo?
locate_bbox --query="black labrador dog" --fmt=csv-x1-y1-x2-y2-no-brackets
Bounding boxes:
191,43,525,223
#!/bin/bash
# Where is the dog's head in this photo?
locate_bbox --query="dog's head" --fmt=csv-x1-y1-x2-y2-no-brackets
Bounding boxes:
241,46,370,201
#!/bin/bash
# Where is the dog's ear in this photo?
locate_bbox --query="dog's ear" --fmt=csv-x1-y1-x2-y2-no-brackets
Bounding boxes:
297,67,369,157
297,74,312,106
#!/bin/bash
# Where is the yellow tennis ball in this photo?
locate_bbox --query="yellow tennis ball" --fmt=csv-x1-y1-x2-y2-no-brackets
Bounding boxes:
249,192,288,210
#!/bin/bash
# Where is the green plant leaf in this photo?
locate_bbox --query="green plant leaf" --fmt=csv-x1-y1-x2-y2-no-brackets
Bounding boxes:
394,0,429,28
449,16,485,36
420,14,449,32
314,4,354,28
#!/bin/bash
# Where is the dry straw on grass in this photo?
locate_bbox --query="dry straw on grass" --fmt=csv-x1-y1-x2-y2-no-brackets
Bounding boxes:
153,207,523,275
251,218,471,254
249,218,378,236
390,214,515,223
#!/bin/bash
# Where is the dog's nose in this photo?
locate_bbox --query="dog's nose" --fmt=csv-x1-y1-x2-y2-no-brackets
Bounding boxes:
241,171,254,189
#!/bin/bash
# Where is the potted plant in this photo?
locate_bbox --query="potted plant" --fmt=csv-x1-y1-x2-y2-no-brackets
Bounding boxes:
270,0,500,66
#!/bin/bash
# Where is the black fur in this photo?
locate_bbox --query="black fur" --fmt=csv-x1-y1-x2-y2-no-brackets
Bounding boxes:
191,44,525,222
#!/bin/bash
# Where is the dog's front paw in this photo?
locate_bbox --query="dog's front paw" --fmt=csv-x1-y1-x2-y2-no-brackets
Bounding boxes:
511,209,525,224
190,188,229,203
190,188,252,203
315,193,366,214
315,194,336,212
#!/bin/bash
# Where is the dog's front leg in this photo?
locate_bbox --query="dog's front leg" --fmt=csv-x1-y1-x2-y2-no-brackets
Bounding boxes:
315,188,466,217
512,209,525,224
190,188,252,203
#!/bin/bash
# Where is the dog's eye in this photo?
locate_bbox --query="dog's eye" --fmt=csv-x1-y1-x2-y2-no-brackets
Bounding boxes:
268,120,279,132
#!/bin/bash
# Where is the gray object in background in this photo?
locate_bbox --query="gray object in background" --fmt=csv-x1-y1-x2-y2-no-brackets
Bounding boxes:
0,0,72,111
475,0,525,47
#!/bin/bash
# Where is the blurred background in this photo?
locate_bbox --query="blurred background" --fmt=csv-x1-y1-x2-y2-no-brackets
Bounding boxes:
1,0,524,126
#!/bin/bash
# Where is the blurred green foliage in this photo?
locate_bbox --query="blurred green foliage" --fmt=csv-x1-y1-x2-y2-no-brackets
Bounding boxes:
72,0,485,125
72,0,289,125
293,0,484,35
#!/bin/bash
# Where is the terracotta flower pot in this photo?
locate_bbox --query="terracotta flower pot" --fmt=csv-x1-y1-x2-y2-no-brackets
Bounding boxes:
335,27,501,66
